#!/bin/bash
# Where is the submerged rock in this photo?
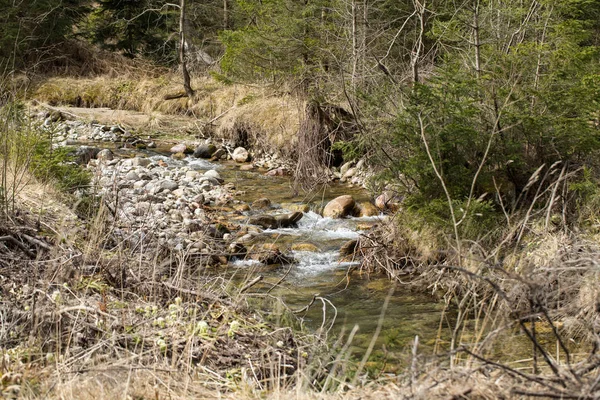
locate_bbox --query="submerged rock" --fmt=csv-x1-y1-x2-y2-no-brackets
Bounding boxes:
251,198,272,210
323,195,356,218
356,202,379,217
291,243,319,252
248,244,295,265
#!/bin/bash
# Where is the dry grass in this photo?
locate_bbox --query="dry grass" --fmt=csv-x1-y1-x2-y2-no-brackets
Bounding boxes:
32,75,303,156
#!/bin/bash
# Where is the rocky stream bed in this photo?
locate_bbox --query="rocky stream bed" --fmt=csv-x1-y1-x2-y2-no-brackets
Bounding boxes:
41,110,449,363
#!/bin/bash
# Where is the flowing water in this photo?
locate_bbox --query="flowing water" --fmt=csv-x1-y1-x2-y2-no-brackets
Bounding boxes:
214,161,450,363
107,148,451,365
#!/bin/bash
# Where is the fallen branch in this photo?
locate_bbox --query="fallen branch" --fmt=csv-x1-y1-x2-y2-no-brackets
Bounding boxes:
20,233,52,251
0,235,35,258
164,92,187,100
240,275,263,293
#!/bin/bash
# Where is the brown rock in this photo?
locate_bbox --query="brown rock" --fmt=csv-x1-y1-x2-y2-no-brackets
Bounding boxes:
265,167,290,176
234,204,251,212
339,239,359,257
240,164,254,171
323,195,356,218
291,243,319,252
275,211,303,228
248,244,295,265
248,215,278,229
357,202,379,217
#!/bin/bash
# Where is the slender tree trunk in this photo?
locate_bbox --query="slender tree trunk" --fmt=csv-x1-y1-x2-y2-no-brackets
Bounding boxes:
223,0,228,29
351,0,358,90
180,0,194,98
411,0,426,84
473,0,481,78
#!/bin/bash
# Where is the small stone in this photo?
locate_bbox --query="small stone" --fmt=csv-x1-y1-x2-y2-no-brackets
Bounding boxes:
132,157,151,167
125,171,140,181
185,170,200,179
160,180,179,191
342,167,357,180
96,149,114,162
204,169,222,181
212,148,226,159
340,161,355,176
240,164,254,171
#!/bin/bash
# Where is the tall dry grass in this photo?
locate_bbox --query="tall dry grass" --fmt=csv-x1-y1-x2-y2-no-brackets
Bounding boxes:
33,74,304,157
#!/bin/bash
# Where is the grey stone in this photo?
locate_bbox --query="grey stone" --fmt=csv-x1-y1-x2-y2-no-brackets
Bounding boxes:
232,147,249,163
160,180,179,191
193,143,217,159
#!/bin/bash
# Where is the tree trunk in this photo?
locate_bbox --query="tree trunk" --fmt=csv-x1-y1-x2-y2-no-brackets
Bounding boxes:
411,0,426,85
180,0,194,99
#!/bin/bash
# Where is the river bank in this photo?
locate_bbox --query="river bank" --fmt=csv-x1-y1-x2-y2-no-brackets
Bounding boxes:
3,103,600,399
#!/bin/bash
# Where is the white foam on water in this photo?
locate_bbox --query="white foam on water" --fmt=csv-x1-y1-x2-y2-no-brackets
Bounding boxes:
290,250,360,277
232,259,263,268
263,211,383,240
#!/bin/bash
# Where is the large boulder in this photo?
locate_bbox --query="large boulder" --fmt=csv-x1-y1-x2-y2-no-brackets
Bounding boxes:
323,195,356,218
193,143,217,159
232,147,249,163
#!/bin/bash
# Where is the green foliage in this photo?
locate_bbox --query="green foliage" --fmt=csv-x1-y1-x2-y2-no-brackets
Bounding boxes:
83,0,178,63
406,197,501,242
220,0,330,86
30,142,90,193
0,0,89,71
331,140,362,162
374,0,600,223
